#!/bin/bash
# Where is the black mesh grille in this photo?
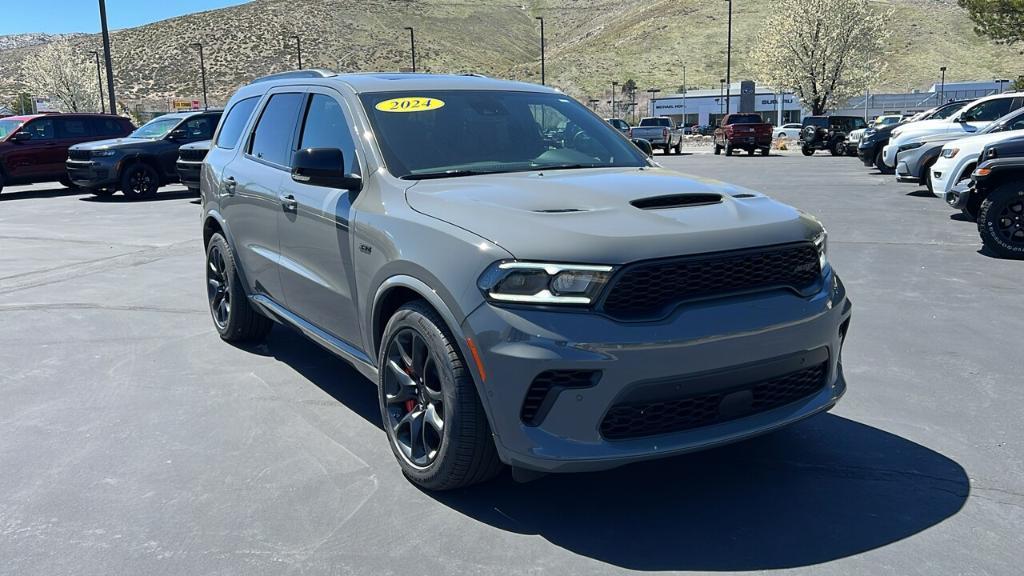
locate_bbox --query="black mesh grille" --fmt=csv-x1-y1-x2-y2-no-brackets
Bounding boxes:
601,244,821,320
68,149,92,161
178,148,208,162
599,361,828,440
521,370,598,426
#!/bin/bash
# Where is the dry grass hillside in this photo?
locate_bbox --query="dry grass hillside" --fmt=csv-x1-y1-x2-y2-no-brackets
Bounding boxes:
0,0,1020,111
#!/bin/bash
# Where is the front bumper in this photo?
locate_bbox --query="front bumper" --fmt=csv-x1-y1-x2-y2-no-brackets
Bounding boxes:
882,144,897,168
895,161,918,183
462,270,852,473
857,142,876,166
176,160,202,190
65,158,120,189
946,181,972,209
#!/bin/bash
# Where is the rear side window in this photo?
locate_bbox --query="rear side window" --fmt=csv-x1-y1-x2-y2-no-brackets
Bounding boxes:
215,96,260,150
92,118,125,137
248,93,304,166
803,117,827,128
183,115,219,139
56,117,91,139
298,94,357,173
961,98,1013,122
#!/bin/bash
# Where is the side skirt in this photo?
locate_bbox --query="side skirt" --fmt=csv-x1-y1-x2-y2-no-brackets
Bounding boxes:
250,294,379,382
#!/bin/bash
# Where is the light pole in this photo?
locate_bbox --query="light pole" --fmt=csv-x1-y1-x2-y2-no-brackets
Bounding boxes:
719,78,726,117
404,27,416,72
611,80,619,117
97,0,116,114
724,0,733,114
630,86,637,123
190,43,208,110
647,88,660,117
939,66,947,103
89,50,105,113
286,35,303,69
681,65,687,126
588,98,599,111
535,17,545,85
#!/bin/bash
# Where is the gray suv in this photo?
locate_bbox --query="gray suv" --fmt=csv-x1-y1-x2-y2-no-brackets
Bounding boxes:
201,71,852,490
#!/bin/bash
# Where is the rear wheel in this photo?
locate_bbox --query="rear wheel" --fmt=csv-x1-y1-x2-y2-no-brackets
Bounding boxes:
0,171,5,195
205,233,272,342
725,142,733,156
120,163,160,200
379,301,502,490
747,147,754,156
713,143,722,155
977,184,1024,259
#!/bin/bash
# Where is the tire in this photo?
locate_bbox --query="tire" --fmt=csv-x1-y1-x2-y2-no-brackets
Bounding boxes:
725,142,733,156
673,142,682,155
747,147,754,156
91,188,115,198
187,187,200,195
663,144,671,155
58,176,79,189
874,149,894,175
801,147,814,156
205,233,272,342
922,159,937,195
120,163,160,200
977,183,1024,259
0,171,4,196
713,144,722,155
829,139,843,156
379,301,502,490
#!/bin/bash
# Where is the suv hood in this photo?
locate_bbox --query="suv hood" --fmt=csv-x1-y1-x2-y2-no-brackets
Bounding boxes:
892,120,981,145
405,167,820,263
69,137,150,151
941,130,1024,155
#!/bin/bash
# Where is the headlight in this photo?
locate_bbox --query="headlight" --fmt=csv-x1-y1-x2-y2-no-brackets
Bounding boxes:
91,149,117,157
478,261,614,305
941,148,959,159
814,230,829,271
898,142,924,153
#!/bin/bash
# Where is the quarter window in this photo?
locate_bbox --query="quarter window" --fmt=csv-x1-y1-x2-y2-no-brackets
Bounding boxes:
248,93,304,167
56,118,90,139
215,96,260,150
298,94,357,173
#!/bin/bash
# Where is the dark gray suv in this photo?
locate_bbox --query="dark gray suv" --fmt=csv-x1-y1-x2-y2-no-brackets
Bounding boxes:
201,71,852,490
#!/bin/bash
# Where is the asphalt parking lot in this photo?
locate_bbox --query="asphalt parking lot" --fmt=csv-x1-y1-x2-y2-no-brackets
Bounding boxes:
1,152,1021,576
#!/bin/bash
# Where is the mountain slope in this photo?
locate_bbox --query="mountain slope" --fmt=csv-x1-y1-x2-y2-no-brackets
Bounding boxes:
0,0,1019,109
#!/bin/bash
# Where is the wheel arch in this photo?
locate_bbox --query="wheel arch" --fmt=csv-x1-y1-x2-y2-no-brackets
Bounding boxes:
120,154,163,180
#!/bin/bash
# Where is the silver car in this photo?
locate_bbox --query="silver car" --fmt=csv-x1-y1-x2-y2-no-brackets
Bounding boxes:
200,71,852,490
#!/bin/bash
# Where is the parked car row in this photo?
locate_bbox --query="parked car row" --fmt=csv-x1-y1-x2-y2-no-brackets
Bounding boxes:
0,109,219,199
839,91,1024,259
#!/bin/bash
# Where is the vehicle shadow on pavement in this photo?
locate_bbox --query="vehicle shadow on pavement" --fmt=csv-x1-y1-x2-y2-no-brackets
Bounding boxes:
0,187,84,201
435,414,968,571
249,328,968,571
905,190,935,198
79,189,200,203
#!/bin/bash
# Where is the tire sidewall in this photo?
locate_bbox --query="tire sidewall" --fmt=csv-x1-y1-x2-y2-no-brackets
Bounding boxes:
205,234,245,337
378,305,463,485
978,186,1024,258
121,163,159,199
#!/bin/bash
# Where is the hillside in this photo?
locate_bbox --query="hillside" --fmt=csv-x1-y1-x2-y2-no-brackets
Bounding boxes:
0,0,1020,111
0,32,85,51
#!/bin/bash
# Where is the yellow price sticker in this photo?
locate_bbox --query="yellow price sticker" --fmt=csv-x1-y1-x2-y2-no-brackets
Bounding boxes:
375,97,445,113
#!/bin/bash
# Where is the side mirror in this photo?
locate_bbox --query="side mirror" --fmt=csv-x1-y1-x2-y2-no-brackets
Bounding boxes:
9,131,31,142
291,147,362,191
630,138,654,158
169,128,189,140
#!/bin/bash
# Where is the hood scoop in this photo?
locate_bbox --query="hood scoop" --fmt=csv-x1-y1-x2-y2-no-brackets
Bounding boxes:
630,193,723,210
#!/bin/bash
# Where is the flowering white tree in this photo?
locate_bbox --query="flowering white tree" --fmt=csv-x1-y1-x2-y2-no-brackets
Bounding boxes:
752,0,892,115
21,38,100,113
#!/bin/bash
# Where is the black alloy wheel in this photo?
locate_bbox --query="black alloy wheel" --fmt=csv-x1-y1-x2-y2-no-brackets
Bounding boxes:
206,242,232,330
978,185,1024,259
993,197,1024,245
383,327,447,468
121,164,159,199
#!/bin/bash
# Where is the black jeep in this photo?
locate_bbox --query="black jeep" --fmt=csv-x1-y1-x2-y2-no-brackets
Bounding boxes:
800,115,867,156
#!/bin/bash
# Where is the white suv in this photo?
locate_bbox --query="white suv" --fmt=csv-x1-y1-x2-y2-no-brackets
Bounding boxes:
929,107,1024,203
882,93,1024,168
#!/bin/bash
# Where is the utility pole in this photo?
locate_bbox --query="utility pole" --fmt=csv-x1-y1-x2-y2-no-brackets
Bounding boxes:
611,80,619,118
719,78,726,118
682,65,687,126
724,0,733,114
535,17,545,85
647,88,660,117
939,66,947,103
98,0,116,114
190,43,208,110
287,35,303,69
89,50,105,114
404,27,416,72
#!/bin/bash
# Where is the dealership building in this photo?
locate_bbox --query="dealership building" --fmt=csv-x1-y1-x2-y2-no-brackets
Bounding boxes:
651,82,803,127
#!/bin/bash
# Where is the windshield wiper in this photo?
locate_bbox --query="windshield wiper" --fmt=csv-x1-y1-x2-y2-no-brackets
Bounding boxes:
529,163,602,171
402,169,504,180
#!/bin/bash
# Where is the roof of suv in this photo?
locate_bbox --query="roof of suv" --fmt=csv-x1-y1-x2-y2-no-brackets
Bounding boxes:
241,71,558,95
2,113,127,122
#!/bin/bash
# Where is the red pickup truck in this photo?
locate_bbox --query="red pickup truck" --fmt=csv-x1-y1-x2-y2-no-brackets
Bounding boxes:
712,113,773,156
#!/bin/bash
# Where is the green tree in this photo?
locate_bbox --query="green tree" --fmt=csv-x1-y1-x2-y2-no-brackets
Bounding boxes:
959,0,1024,44
1015,76,1024,91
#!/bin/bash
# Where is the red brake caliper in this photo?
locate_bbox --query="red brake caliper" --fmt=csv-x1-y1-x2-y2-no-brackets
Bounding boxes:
404,366,417,413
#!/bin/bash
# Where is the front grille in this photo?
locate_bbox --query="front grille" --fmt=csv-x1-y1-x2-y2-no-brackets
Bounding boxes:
178,148,208,162
521,370,599,426
601,243,820,320
68,149,92,161
600,361,828,440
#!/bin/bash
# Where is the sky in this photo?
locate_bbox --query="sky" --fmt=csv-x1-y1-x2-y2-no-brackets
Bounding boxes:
0,0,252,35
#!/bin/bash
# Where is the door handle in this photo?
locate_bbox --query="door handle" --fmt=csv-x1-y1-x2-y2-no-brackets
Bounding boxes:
280,194,297,212
223,177,236,196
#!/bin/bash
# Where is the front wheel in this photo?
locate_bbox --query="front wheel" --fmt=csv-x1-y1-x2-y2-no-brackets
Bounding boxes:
379,301,502,490
713,143,722,155
120,163,160,200
977,184,1024,259
801,146,814,156
830,140,844,156
874,149,894,175
58,176,79,189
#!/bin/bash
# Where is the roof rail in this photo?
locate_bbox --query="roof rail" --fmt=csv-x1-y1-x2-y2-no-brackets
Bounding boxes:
249,69,337,85
461,73,488,78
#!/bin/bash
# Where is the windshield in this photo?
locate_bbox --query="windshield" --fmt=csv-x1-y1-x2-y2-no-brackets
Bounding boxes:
931,102,968,120
130,117,181,139
980,108,1024,135
360,90,647,179
0,119,22,140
